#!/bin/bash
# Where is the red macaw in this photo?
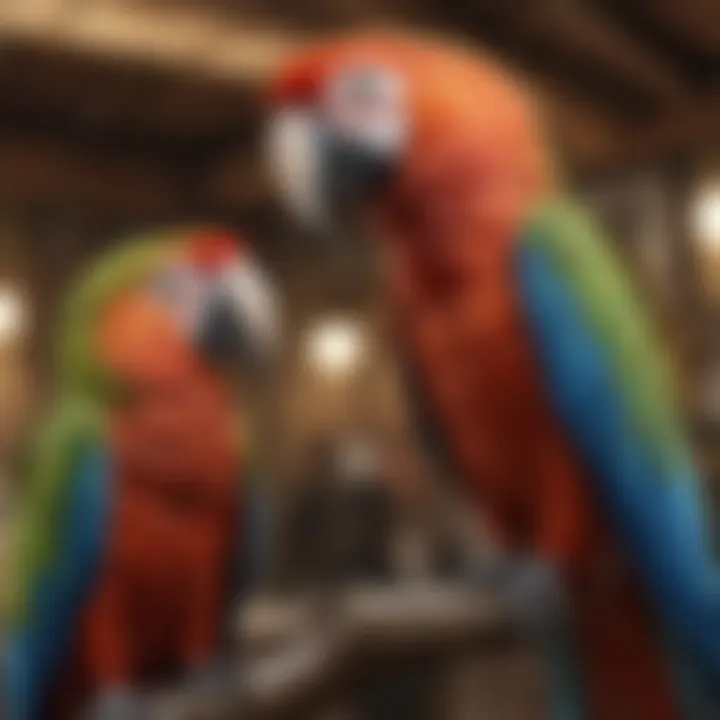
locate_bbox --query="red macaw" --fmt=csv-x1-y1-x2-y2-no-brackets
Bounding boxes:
3,230,279,720
266,32,719,720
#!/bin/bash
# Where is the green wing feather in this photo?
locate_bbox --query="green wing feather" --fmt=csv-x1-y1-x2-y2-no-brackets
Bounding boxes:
57,234,177,398
5,400,103,628
525,198,691,475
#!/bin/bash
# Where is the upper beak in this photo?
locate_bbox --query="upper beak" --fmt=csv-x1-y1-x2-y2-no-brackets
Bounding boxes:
196,261,280,370
268,109,395,231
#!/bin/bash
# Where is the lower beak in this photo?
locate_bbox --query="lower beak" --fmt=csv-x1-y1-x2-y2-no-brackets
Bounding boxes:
197,294,244,365
325,131,395,218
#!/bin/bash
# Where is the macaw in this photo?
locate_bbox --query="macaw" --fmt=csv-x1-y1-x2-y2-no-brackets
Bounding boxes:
2,229,279,720
266,33,720,720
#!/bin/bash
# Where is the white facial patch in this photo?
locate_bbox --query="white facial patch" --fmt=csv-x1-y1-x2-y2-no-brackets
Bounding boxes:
323,65,407,158
267,108,327,229
151,264,206,335
224,259,281,360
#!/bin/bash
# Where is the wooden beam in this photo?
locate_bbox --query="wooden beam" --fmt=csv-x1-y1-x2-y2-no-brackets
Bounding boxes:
0,43,260,144
0,125,261,218
632,0,720,57
541,91,631,169
0,132,190,216
0,2,301,84
590,99,720,173
203,146,270,210
505,0,687,103
421,0,689,114
593,0,718,83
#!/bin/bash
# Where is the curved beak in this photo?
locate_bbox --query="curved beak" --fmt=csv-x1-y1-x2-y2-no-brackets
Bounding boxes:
196,260,280,371
268,109,396,232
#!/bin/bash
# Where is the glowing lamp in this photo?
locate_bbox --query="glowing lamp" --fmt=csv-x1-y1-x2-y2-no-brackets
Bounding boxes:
0,288,25,344
692,182,720,253
306,317,364,378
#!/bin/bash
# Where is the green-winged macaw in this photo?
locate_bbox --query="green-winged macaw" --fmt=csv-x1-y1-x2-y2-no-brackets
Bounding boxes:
265,32,719,720
2,229,279,720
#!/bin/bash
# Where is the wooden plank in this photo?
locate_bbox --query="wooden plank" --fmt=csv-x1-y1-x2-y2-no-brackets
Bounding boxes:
594,99,720,172
634,0,720,57
0,3,301,84
418,0,689,114
502,0,687,103
0,141,181,216
593,0,718,83
0,43,258,141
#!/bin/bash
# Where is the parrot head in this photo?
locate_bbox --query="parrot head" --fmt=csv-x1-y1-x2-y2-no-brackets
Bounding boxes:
59,229,279,400
267,32,553,274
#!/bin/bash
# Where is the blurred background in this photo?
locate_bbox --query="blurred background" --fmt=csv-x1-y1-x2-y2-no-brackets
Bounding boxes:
0,1,718,718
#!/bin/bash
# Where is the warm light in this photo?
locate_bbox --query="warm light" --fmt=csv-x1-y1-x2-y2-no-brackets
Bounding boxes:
0,288,26,344
305,317,364,377
692,182,720,253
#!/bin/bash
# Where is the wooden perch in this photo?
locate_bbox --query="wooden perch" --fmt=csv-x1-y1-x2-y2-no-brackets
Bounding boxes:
153,584,518,720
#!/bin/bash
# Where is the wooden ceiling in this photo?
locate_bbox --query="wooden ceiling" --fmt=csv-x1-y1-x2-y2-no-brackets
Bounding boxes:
0,0,717,218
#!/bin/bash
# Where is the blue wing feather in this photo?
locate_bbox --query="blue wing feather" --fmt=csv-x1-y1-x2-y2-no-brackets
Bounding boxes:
516,239,720,682
3,445,112,720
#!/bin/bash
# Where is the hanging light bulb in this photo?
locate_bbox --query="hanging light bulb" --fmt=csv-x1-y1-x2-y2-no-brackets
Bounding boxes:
0,288,25,345
691,181,720,254
305,316,365,378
